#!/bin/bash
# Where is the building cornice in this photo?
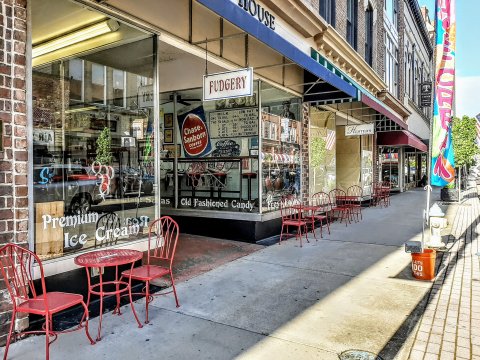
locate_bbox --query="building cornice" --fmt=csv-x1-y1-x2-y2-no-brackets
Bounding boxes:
313,26,387,95
262,0,387,96
377,90,412,120
261,0,328,37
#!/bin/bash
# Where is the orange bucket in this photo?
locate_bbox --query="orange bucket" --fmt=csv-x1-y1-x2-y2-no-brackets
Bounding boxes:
411,249,436,280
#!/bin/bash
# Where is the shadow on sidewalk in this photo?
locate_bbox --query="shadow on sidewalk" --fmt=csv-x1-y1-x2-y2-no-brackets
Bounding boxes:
377,194,479,359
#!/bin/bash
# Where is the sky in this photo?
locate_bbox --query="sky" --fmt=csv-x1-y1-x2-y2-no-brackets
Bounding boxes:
418,0,479,117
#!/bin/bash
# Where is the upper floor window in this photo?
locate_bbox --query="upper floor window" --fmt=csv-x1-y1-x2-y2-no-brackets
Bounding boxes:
320,0,336,27
385,0,398,30
365,5,374,65
346,0,358,49
384,33,399,98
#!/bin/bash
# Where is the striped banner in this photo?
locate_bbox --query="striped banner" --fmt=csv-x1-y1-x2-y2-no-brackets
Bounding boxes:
431,0,456,187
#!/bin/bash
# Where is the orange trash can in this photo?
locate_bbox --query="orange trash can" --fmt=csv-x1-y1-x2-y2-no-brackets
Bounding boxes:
411,249,436,280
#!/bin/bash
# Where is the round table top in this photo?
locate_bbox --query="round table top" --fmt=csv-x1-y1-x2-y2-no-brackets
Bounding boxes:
74,249,143,268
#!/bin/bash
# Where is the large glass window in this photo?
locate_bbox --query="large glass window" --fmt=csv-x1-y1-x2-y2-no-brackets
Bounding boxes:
260,83,301,212
365,5,374,66
160,83,260,213
385,34,399,97
385,0,398,30
309,107,336,195
319,0,336,27
32,9,156,260
346,0,358,50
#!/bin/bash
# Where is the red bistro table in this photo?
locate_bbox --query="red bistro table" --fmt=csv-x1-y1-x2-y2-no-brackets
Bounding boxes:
74,249,143,341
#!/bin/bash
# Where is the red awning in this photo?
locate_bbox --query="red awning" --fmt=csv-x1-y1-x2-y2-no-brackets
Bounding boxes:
361,93,407,130
377,130,428,152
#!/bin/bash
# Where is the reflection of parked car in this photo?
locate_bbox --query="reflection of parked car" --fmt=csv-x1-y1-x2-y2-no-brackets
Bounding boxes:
33,164,102,214
119,167,154,196
85,166,154,197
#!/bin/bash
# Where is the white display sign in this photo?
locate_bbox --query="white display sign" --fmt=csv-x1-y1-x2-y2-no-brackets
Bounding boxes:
345,123,375,136
203,68,253,101
209,108,259,138
33,129,54,146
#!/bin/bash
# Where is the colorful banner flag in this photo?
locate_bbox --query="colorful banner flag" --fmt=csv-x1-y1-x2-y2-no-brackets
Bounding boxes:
431,0,456,187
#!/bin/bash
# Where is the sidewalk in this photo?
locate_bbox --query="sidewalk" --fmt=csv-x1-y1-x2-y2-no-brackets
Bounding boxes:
2,188,467,360
404,188,480,360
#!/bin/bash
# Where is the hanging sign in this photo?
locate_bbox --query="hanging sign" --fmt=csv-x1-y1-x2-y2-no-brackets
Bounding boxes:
420,82,433,107
345,123,374,136
203,68,253,102
178,106,212,157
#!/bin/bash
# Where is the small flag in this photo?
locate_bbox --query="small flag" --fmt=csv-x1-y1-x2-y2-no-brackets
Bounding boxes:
476,114,480,146
325,129,336,150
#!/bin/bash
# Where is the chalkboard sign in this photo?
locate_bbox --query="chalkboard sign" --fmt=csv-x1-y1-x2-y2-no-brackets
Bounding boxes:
209,108,259,138
211,139,241,157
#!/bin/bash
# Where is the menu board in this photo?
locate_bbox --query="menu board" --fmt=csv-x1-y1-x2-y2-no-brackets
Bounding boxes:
209,108,259,138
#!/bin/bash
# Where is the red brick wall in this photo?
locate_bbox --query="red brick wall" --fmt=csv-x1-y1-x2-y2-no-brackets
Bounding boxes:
0,0,28,344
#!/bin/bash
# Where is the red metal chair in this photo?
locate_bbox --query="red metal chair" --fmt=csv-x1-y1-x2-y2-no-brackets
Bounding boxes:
121,216,180,323
328,189,351,226
0,244,94,360
347,185,363,221
381,181,392,206
308,192,331,238
279,196,308,247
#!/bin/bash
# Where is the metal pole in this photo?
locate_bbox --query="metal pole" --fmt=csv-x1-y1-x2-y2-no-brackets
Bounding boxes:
153,35,161,220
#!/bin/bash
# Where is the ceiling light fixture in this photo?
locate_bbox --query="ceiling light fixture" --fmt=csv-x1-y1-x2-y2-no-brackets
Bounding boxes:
33,19,120,58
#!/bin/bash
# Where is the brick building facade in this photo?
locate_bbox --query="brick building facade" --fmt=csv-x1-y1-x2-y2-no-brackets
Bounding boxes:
0,0,28,344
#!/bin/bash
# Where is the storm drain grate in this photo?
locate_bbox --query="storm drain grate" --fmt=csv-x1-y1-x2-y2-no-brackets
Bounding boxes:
338,350,383,360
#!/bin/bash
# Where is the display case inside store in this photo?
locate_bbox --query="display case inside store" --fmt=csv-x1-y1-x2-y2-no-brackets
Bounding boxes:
260,83,301,212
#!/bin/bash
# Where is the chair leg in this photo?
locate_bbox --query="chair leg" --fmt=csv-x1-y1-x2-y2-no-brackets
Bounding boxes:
145,280,150,324
80,301,95,345
45,313,50,360
170,271,180,308
279,224,285,244
3,310,16,360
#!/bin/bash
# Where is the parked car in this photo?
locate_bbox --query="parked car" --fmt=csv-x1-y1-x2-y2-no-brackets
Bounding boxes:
34,164,103,214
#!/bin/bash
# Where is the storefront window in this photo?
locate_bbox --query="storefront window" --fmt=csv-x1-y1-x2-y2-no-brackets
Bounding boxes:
260,83,301,212
32,10,156,260
160,83,260,213
309,107,336,195
380,147,399,188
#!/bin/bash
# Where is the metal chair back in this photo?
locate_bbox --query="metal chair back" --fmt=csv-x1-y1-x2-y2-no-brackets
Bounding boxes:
347,185,363,199
279,195,300,221
147,216,179,269
329,188,347,206
311,192,331,212
95,212,122,248
0,244,47,309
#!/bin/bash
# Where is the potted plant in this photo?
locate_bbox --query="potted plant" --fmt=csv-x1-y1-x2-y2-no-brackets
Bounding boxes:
96,127,113,165
440,181,458,202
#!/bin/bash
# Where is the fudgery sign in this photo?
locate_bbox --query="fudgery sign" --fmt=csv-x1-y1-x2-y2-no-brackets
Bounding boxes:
203,68,253,102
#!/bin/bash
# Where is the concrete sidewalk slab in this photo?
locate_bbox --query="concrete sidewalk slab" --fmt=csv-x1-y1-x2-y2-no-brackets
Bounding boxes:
3,188,443,360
